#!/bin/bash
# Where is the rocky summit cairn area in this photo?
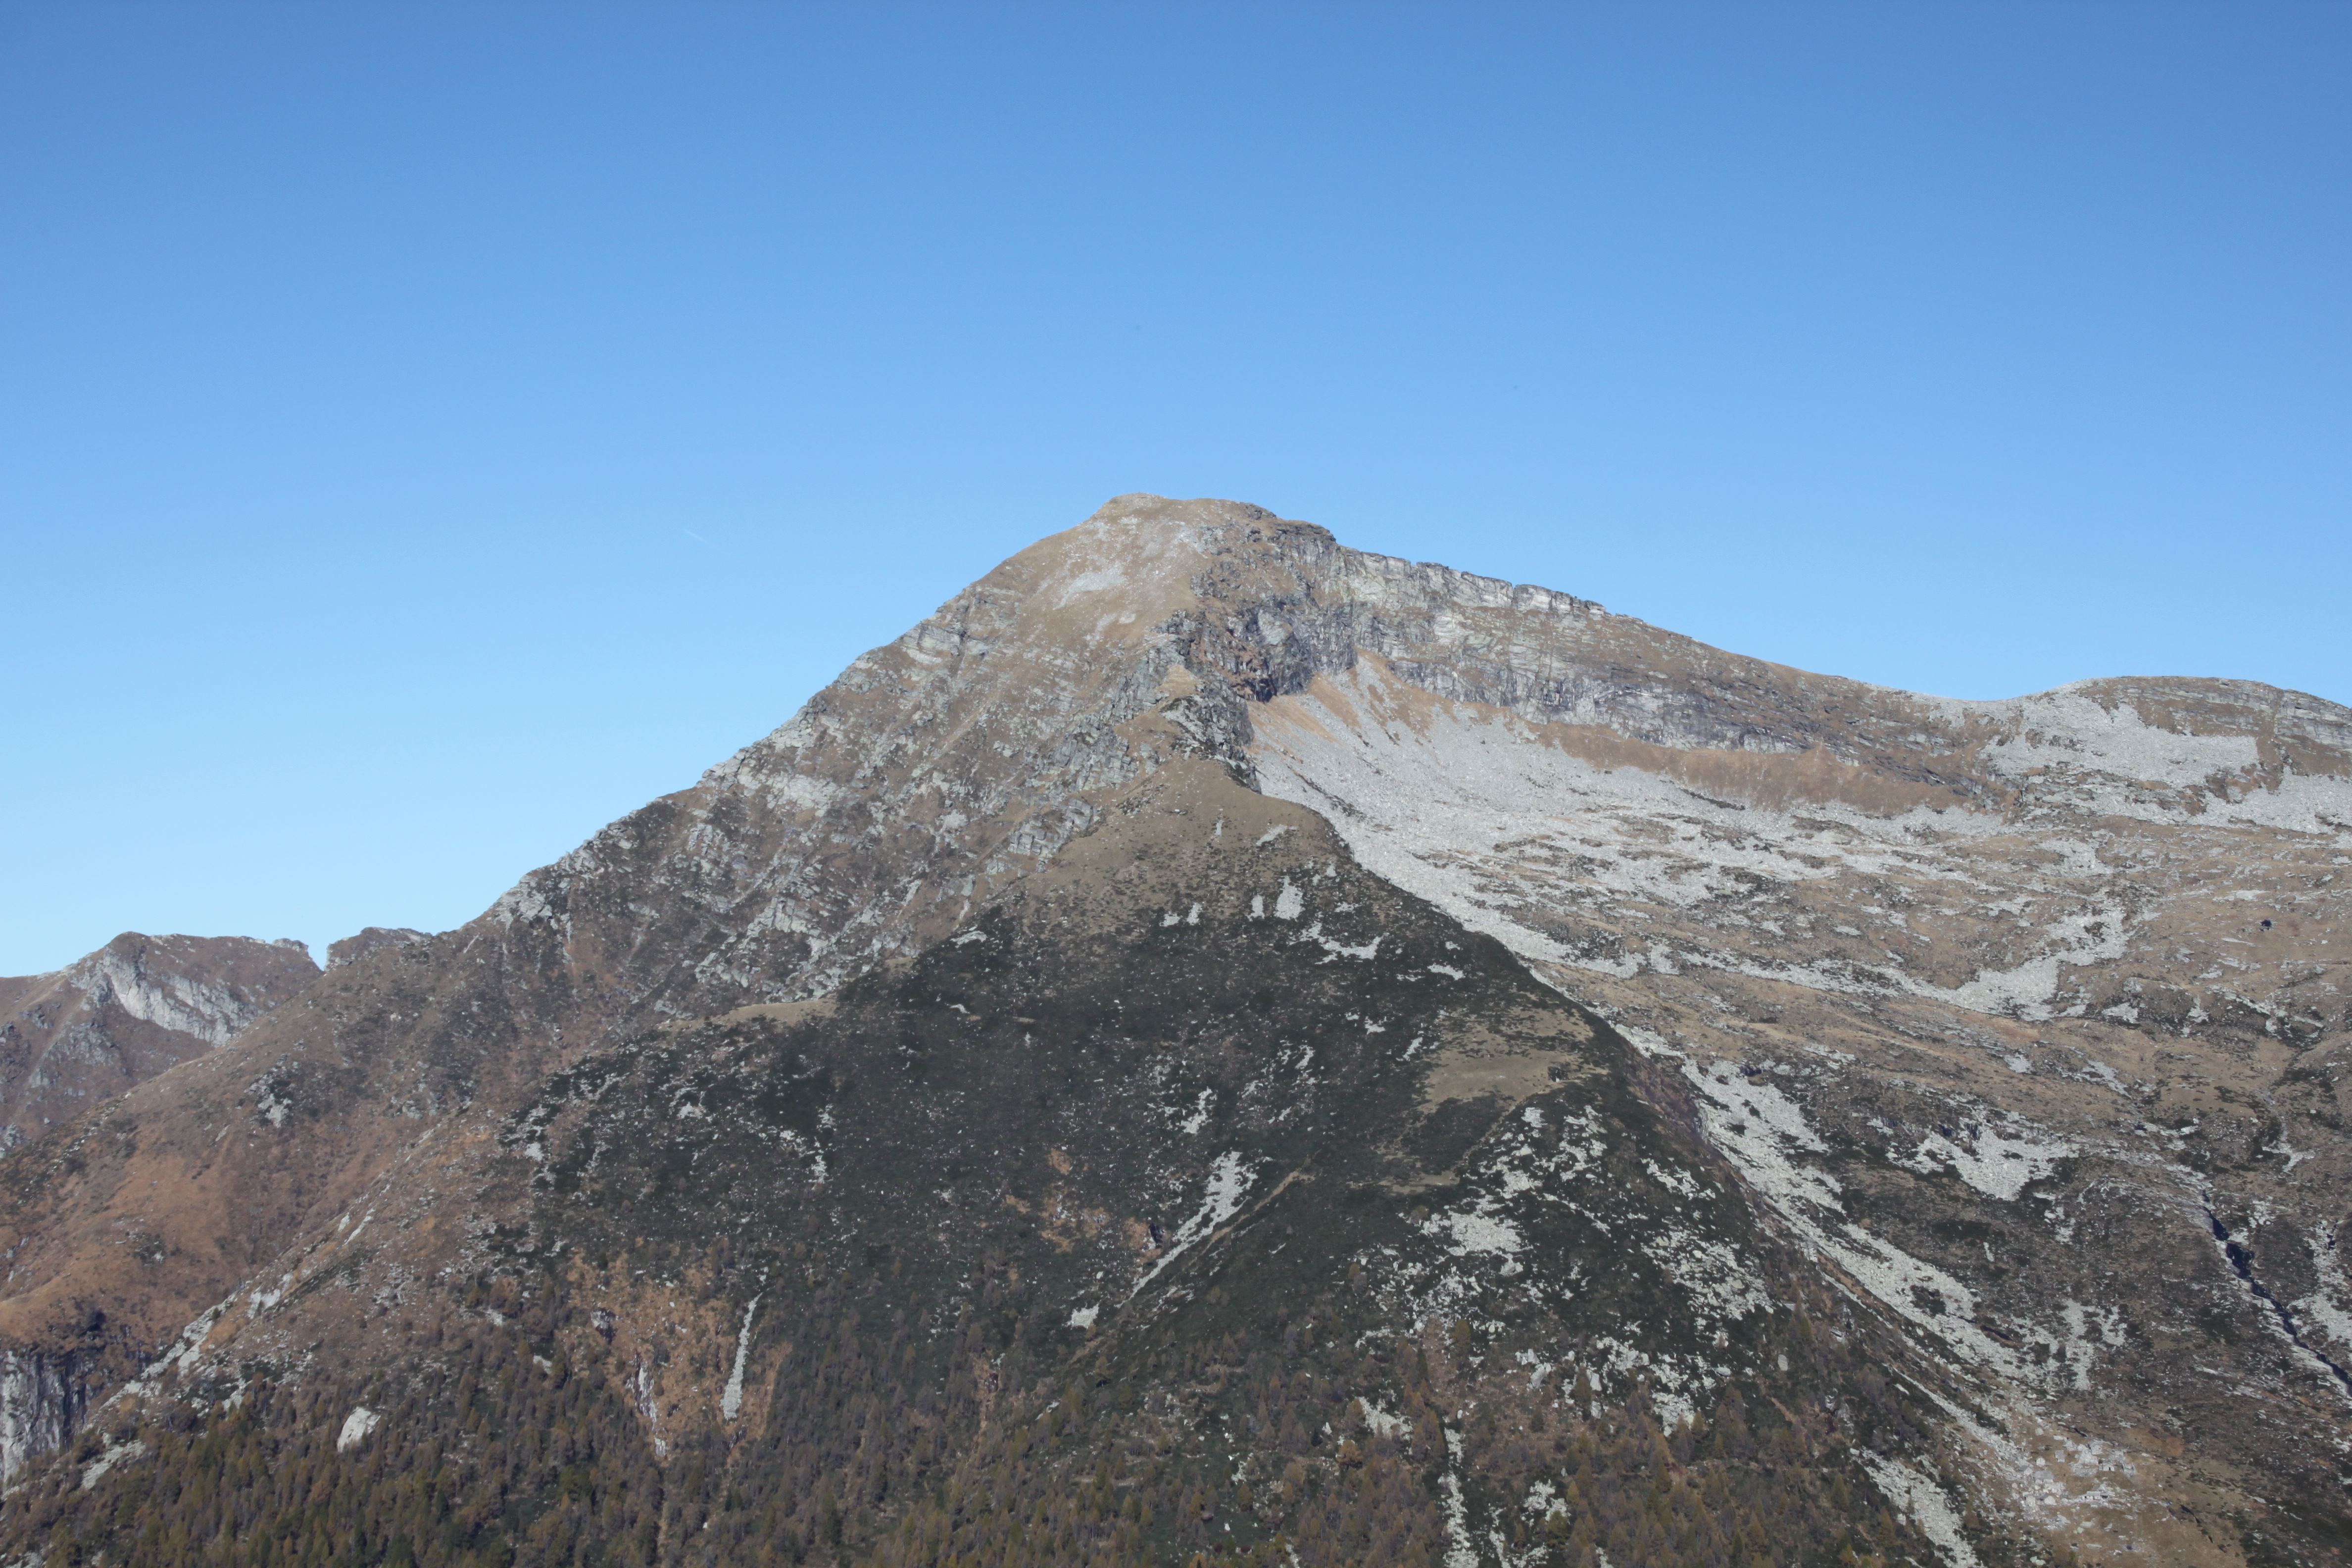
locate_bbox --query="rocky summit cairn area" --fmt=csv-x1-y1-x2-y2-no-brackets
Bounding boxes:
0,496,2345,1568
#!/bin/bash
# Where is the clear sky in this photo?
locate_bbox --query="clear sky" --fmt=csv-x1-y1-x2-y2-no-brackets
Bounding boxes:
3,3,2347,975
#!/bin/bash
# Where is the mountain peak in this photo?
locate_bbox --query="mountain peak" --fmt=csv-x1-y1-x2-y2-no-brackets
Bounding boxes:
0,932,317,1157
2,497,2348,1568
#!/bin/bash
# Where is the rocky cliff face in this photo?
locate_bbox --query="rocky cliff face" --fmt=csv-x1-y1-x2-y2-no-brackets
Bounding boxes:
0,1347,81,1486
0,496,2342,1568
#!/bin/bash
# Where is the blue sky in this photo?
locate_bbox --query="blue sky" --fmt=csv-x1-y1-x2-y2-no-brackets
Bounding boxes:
3,3,2346,974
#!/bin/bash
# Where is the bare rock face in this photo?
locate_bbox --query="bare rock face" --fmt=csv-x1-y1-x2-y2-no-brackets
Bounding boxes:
325,926,429,969
0,1347,81,1486
0,496,2345,1568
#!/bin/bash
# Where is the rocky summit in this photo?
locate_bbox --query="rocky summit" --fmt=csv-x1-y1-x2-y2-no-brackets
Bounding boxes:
0,495,2344,1568
0,933,319,1156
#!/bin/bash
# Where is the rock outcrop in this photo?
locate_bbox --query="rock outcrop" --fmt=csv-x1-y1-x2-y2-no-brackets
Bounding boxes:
0,1347,82,1485
325,926,429,969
